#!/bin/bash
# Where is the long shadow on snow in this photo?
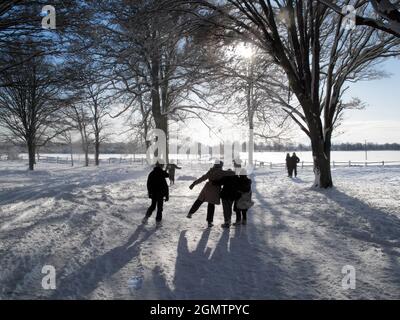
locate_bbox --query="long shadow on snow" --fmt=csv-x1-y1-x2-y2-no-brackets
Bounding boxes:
150,225,319,299
148,172,321,299
251,173,289,233
321,188,400,295
320,188,400,248
253,173,400,298
0,168,147,206
148,228,286,299
50,224,155,299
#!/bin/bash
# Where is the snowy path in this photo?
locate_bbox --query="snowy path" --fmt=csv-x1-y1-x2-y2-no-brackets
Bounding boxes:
1,162,400,299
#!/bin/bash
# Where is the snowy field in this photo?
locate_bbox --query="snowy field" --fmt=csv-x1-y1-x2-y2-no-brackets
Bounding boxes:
1,161,400,300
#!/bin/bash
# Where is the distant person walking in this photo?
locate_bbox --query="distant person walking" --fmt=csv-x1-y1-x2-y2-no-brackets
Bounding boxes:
233,169,253,226
143,162,169,227
291,153,300,178
187,160,231,228
286,153,292,177
166,162,182,185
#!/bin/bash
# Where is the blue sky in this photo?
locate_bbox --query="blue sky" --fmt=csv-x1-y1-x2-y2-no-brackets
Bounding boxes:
345,58,400,122
336,57,400,144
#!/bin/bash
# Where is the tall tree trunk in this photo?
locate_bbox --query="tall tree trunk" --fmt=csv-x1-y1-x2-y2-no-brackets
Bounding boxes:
95,136,100,166
143,114,151,150
84,146,89,167
79,127,89,167
152,114,169,162
247,69,254,166
27,139,36,171
151,48,169,163
310,130,333,188
70,144,74,167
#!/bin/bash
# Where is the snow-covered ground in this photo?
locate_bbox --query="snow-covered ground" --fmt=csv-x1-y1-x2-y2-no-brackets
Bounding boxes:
1,161,400,300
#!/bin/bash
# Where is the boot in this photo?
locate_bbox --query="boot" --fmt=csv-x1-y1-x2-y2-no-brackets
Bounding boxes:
221,222,231,229
142,216,149,224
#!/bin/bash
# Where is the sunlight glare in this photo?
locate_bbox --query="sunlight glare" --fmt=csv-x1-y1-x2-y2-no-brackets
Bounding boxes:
236,43,254,59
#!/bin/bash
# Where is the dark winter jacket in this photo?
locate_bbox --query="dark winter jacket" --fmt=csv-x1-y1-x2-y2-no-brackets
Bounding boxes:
236,176,253,210
291,155,300,167
287,155,300,169
147,167,169,199
286,155,291,169
237,176,252,193
192,167,234,204
216,174,242,201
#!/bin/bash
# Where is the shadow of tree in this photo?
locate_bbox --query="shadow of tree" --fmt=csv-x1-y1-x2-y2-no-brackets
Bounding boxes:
0,168,147,206
320,188,400,248
252,176,289,234
50,224,156,299
0,213,72,240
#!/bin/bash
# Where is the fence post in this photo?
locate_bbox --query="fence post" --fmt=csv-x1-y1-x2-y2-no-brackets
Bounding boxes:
349,161,351,167
382,161,385,167
302,161,304,169
333,161,335,168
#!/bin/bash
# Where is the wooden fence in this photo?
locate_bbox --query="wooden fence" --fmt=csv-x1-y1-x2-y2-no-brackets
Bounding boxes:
253,160,400,168
1,154,400,168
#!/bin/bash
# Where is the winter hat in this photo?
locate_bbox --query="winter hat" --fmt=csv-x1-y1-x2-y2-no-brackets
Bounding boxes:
213,159,224,168
155,159,166,167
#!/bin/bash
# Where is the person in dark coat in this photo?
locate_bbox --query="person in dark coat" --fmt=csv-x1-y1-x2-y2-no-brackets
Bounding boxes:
143,162,169,227
187,160,233,228
215,170,241,228
286,153,292,177
233,169,253,226
166,162,182,185
291,153,300,178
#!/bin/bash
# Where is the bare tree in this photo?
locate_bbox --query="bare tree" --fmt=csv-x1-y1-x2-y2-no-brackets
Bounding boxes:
59,129,75,167
83,82,111,166
63,104,92,167
204,42,293,163
0,1,94,77
89,0,222,162
318,0,400,37
124,80,154,150
174,0,400,188
0,51,67,170
64,53,113,167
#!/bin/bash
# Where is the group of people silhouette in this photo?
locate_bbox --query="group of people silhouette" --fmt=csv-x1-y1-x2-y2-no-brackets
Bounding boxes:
286,153,300,178
142,160,253,228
